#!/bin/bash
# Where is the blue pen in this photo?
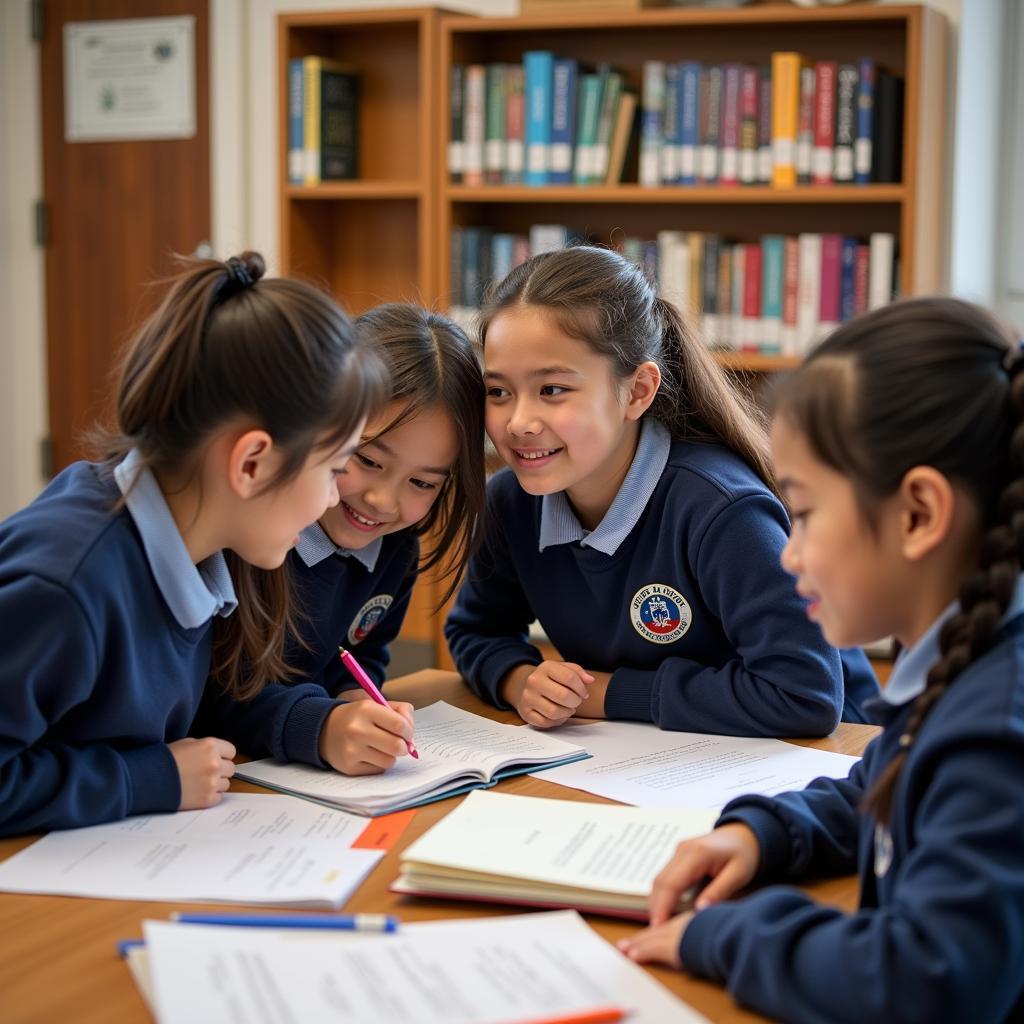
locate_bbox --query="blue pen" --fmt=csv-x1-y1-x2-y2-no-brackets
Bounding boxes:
169,912,398,932
117,938,145,957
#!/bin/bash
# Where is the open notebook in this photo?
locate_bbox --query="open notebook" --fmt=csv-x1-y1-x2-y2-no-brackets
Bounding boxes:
392,790,717,919
235,702,590,816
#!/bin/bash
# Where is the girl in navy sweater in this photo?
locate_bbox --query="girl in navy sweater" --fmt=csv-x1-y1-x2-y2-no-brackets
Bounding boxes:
281,304,485,773
620,297,1024,1022
0,251,406,836
445,246,876,736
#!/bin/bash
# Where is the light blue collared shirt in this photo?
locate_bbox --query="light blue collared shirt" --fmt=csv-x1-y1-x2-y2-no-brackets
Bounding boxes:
295,521,382,572
881,574,1024,706
113,449,237,630
538,417,671,556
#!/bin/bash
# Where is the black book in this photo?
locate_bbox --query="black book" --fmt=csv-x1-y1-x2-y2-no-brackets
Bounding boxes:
871,70,904,183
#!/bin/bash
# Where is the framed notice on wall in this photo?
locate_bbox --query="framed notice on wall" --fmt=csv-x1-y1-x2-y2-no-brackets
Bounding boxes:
64,16,196,142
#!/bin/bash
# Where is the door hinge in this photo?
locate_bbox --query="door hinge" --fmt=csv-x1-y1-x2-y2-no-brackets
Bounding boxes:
31,0,44,43
34,199,48,247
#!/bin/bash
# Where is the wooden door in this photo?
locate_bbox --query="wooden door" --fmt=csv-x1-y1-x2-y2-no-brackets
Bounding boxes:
39,0,210,472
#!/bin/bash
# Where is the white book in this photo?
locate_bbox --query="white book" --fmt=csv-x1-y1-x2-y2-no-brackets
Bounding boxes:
639,60,666,187
868,231,895,309
462,65,486,184
797,232,823,354
529,223,570,256
0,794,383,907
394,790,716,918
235,702,589,817
656,229,689,313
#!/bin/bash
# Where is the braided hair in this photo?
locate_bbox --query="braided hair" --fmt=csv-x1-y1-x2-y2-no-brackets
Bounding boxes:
772,297,1024,824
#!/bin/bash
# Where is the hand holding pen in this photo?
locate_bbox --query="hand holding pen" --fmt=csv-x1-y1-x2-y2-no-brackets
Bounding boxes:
338,647,419,759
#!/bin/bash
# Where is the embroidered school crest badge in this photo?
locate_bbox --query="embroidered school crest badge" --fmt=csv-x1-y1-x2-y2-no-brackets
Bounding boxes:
347,594,394,646
629,584,692,644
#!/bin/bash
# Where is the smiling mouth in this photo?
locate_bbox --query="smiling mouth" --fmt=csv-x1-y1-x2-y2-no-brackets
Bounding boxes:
512,447,561,460
342,501,387,529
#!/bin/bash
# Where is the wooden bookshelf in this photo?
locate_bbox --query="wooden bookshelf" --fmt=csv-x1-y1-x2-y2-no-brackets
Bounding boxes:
280,4,947,671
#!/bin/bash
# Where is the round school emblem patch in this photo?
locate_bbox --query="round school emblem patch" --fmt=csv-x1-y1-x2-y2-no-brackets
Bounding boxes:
630,584,692,644
347,594,394,646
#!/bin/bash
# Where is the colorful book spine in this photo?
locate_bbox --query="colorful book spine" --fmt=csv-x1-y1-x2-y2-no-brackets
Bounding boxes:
717,244,735,349
761,235,785,354
678,61,701,186
854,243,871,314
491,233,517,287
448,65,465,184
699,65,722,184
797,232,822,353
719,64,742,186
796,65,815,185
574,74,603,185
659,63,679,185
731,242,745,347
771,52,804,188
524,51,554,187
550,58,578,185
639,60,666,187
819,233,843,336
702,235,722,346
462,64,486,187
739,66,759,185
485,64,507,186
855,57,876,184
840,236,858,322
781,235,800,356
504,66,525,184
812,61,836,186
657,230,689,314
605,91,638,185
757,66,773,184
593,71,623,183
741,243,762,352
288,59,304,185
834,63,858,183
302,56,322,185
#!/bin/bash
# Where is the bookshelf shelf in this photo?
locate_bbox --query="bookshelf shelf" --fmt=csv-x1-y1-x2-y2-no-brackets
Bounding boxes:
287,181,425,200
446,185,907,204
715,352,801,373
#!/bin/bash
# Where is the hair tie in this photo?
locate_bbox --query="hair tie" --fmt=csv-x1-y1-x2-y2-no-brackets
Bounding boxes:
226,256,254,289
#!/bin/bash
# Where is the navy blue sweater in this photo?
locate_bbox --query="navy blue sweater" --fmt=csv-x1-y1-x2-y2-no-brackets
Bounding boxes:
0,463,342,836
285,533,419,695
446,444,877,736
682,616,1024,1022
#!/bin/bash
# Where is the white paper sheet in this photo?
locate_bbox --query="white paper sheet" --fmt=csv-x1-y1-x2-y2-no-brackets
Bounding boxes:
531,720,859,810
143,911,709,1024
0,793,383,907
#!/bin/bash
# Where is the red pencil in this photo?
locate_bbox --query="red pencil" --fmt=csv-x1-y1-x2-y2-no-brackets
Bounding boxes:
338,646,419,758
508,1007,628,1024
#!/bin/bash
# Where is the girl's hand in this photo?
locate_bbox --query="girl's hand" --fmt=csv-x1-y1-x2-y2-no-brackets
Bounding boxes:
617,911,693,969
169,736,237,809
319,700,416,774
501,661,595,728
649,823,761,925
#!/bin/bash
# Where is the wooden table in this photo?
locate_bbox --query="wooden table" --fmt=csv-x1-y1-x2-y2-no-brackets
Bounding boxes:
0,670,878,1023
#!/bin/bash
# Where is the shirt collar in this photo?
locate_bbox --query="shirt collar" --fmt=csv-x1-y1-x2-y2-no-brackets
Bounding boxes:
538,418,671,556
880,573,1024,706
113,449,237,630
295,521,382,572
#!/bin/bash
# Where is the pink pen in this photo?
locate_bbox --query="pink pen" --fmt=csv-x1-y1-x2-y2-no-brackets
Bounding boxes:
338,646,419,759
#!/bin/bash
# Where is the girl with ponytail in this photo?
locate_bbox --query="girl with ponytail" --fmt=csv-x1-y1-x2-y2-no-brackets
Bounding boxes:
621,297,1024,1022
446,245,875,735
0,251,420,837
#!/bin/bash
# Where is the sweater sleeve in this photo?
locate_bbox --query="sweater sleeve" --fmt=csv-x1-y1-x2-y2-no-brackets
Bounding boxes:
444,516,542,708
680,739,1024,1023
605,493,843,736
0,575,180,835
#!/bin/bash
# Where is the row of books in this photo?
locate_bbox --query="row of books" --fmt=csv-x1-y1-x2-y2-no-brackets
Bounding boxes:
450,226,897,357
447,52,903,189
286,56,359,185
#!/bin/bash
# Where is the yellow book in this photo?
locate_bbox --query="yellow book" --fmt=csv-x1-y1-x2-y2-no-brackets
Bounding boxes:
302,56,322,186
771,52,807,188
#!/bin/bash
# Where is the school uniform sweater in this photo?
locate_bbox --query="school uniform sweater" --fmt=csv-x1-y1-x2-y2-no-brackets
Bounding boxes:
0,460,343,836
681,584,1024,1023
285,523,419,694
446,419,877,736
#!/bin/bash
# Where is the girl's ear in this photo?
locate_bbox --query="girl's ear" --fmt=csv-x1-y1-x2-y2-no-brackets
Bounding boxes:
898,466,956,562
227,429,276,500
624,360,661,421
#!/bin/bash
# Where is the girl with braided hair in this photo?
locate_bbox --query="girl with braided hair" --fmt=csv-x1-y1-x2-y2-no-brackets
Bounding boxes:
619,296,1024,1022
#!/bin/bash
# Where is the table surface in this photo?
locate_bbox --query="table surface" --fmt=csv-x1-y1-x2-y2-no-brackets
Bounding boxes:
0,670,879,1024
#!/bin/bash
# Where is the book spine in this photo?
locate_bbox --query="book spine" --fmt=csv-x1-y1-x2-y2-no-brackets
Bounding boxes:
688,232,704,320
797,232,822,353
658,63,678,185
757,66,773,184
731,242,745,348
605,91,637,185
854,242,871,314
702,235,721,347
462,65,486,187
491,233,517,288
812,61,836,186
739,66,759,185
462,227,484,309
741,243,762,352
320,68,358,181
678,61,701,186
485,64,507,185
796,64,815,185
302,56,321,186
840,236,858,321
855,57,875,184
504,66,525,184
868,232,895,309
529,223,569,256
524,51,554,187
771,52,802,187
549,58,577,185
657,230,688,313
819,233,843,335
288,59,304,185
719,63,741,186
450,227,464,309
448,65,465,184
699,65,722,184
834,63,858,183
639,60,666,187
593,71,623,184
871,71,905,183
761,234,784,354
717,243,735,350
574,74,603,185
781,236,800,356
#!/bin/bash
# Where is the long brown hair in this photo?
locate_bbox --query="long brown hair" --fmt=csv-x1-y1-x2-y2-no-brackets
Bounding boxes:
93,251,388,699
354,304,486,604
479,245,778,496
773,297,1024,824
